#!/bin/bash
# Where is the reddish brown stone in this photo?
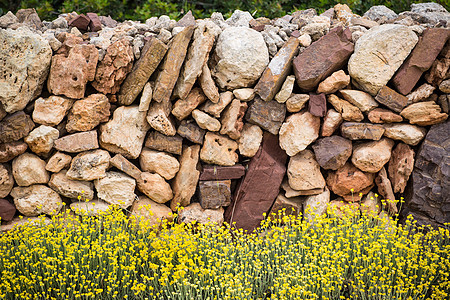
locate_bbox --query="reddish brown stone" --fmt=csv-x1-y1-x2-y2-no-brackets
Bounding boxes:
392,28,450,95
110,154,142,180
0,142,28,163
425,43,450,86
0,111,35,143
177,120,206,144
86,13,102,32
0,199,16,222
388,143,414,194
375,86,408,113
293,26,354,91
176,11,196,27
245,96,286,135
375,167,397,215
368,108,403,124
200,164,246,181
99,16,117,28
68,14,91,31
308,93,327,117
224,132,287,232
54,131,99,153
198,180,231,209
66,94,110,133
144,131,183,156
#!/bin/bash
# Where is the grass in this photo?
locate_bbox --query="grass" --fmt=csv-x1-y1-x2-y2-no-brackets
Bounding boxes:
0,202,449,299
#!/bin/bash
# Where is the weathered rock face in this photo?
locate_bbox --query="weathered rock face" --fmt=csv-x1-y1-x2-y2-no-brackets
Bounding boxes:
269,194,302,220
238,124,263,157
192,109,221,132
45,152,72,173
375,86,408,113
220,99,247,140
339,89,378,113
405,120,449,226
66,150,110,181
0,142,28,163
199,165,246,181
24,125,59,156
287,150,325,192
137,172,173,204
383,123,427,146
327,94,363,122
145,131,183,156
368,108,403,124
178,203,224,225
286,94,309,113
400,102,448,126
66,94,110,133
198,180,231,209
10,185,63,216
70,200,111,217
48,170,94,201
312,136,352,170
388,143,414,194
12,153,49,186
0,27,52,113
32,96,73,126
95,171,136,209
202,91,233,118
139,149,180,180
351,138,395,173
200,132,238,166
0,164,14,198
100,105,150,159
279,111,320,156
130,196,173,227
212,27,269,89
348,24,418,96
321,109,343,137
0,111,35,144
54,131,98,153
246,97,286,135
317,70,350,94
341,122,385,140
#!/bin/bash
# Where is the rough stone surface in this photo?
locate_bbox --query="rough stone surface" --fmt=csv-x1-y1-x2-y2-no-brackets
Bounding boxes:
425,43,450,87
139,82,153,112
95,171,136,209
48,170,94,201
100,105,150,159
171,145,201,211
233,88,255,102
144,131,183,155
54,131,98,153
279,111,320,156
32,96,73,126
321,109,343,137
200,132,238,166
0,199,16,222
201,91,233,118
12,153,48,187
287,150,325,192
317,70,350,94
286,94,309,113
383,123,427,146
0,164,14,198
375,166,398,215
225,133,287,232
327,94,363,122
360,191,382,216
245,97,286,135
283,179,323,198
66,150,110,181
348,24,418,96
177,120,206,144
199,64,220,103
11,185,63,216
140,149,179,180
198,180,231,209
130,196,173,227
0,111,35,143
200,164,245,181
293,26,354,92
238,124,263,158
110,154,141,180
340,89,378,112
220,99,247,140
375,86,408,113
0,27,52,113
146,98,177,136
341,122,385,140
269,194,302,219
388,143,414,194
275,75,296,103
406,83,436,105
137,172,173,204
212,27,269,89
308,93,327,117
363,5,398,22
303,188,330,221
351,138,394,173
172,88,207,120
24,125,59,156
312,136,352,170
192,109,221,132
45,152,72,173
70,200,110,216
368,108,403,124
66,94,110,132
179,203,224,225
400,101,448,126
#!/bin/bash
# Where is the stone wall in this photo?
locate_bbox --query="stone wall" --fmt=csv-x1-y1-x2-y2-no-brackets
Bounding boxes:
0,3,449,231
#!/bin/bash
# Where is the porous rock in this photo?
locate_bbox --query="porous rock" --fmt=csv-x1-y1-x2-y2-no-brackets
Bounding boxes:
12,153,49,187
95,171,136,209
11,185,63,216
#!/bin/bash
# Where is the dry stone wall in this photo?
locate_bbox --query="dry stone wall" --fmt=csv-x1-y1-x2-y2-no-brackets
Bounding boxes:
0,3,449,231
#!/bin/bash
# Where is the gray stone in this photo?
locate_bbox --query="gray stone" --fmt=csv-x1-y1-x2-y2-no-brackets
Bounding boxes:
312,136,352,170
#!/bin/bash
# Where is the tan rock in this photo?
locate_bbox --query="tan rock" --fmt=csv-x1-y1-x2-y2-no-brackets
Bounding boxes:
146,97,177,136
54,131,98,153
352,138,395,173
172,88,207,120
138,82,153,112
66,149,110,181
375,167,397,215
0,111,35,144
0,164,14,198
139,149,179,180
340,89,379,112
400,101,448,126
321,109,343,136
177,120,206,144
275,75,296,103
144,131,183,155
100,105,150,159
360,191,382,216
341,122,385,140
198,180,231,209
12,153,49,186
199,64,220,103
48,170,94,201
375,85,408,113
32,96,73,126
406,83,435,104
95,171,136,209
383,123,427,146
303,187,330,221
220,99,247,140
288,150,326,192
201,91,233,118
279,111,320,156
70,200,111,216
327,94,364,122
439,79,450,93
232,88,254,102
368,108,403,123
24,125,59,156
11,185,63,216
45,152,72,173
317,70,350,94
0,142,28,163
192,109,221,132
178,203,224,225
282,180,323,197
171,145,200,211
66,94,110,133
286,94,309,113
110,154,142,180
137,172,173,204
200,132,238,166
388,143,414,194
269,193,303,220
130,195,173,227
238,124,263,158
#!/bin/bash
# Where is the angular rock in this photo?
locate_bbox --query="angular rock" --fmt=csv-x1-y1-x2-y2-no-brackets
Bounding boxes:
152,26,194,104
178,203,224,225
68,14,90,31
47,44,98,99
66,149,110,181
327,94,364,122
0,11,18,28
375,167,397,215
198,180,231,209
275,75,296,104
255,37,300,101
312,136,352,170
176,11,196,27
341,122,385,140
348,24,418,96
201,91,233,118
279,111,320,156
293,26,354,91
45,152,72,173
225,133,287,232
340,89,378,112
144,131,183,155
321,109,343,137
233,88,255,102
406,83,436,105
220,99,247,140
24,125,59,156
392,28,450,95
130,196,173,227
383,123,427,146
199,164,245,181
200,132,238,166
400,101,448,126
269,194,302,220
139,82,153,112
109,154,141,181
54,131,98,153
0,27,52,113
375,86,408,113
326,162,375,202
239,124,263,158
87,12,102,32
70,200,110,217
368,108,403,124
32,96,73,126
12,153,48,187
137,172,173,204
140,149,179,180
95,171,136,209
0,164,14,198
288,150,325,192
92,38,134,94
146,98,177,136
0,199,16,222
0,111,35,143
11,185,63,216
308,93,327,117
0,142,28,163
172,88,207,120
246,97,286,135
171,145,201,211
177,120,206,144
100,106,150,159
212,27,269,89
317,70,350,94
352,138,395,173
363,5,398,22
48,170,94,201
66,94,110,133
425,43,450,86
192,109,221,132
118,37,167,105
286,94,309,113
199,64,220,103
388,143,414,194
303,188,330,221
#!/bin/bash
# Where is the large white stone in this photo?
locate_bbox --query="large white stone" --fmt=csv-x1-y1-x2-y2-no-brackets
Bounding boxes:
279,111,320,156
10,185,63,216
238,124,263,157
94,171,136,209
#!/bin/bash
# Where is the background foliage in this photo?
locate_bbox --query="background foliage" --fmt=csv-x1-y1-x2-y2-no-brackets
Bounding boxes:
0,0,449,23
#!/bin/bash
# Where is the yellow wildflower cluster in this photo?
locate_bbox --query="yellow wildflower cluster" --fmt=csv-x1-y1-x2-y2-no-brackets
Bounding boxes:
0,204,449,299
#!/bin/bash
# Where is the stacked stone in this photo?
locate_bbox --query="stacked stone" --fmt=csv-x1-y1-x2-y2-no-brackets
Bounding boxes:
0,3,449,231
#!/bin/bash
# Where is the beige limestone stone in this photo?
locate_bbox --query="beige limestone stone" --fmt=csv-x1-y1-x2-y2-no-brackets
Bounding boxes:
178,203,224,225
139,149,180,180
317,70,350,94
327,94,364,122
340,89,379,112
66,150,110,181
11,185,63,216
286,94,309,113
351,138,395,173
70,200,111,216
233,88,255,102
0,164,14,198
199,64,220,103
303,187,330,221
172,88,207,120
138,82,153,112
383,123,427,146
49,170,94,201
238,124,263,158
146,97,177,136
54,131,98,153
45,152,72,173
137,172,173,204
288,150,326,192
12,153,49,186
201,91,233,118
24,125,59,156
368,108,403,123
200,132,239,166
130,195,173,227
32,96,73,126
321,109,343,136
192,109,221,132
400,101,448,126
279,111,320,156
95,171,136,209
220,99,247,140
